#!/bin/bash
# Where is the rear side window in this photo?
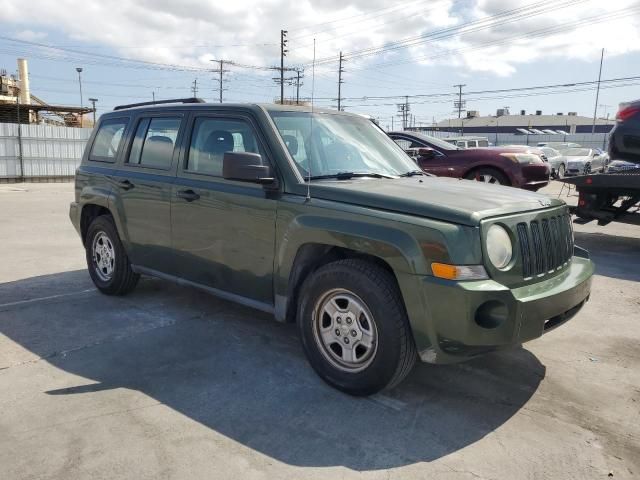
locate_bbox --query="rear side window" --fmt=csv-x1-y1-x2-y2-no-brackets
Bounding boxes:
128,117,181,169
89,118,128,162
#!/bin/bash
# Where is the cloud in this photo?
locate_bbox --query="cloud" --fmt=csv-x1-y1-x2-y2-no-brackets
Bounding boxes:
0,0,638,77
13,30,48,42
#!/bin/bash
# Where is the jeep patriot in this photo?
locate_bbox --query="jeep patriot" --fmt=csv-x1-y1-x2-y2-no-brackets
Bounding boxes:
69,99,594,395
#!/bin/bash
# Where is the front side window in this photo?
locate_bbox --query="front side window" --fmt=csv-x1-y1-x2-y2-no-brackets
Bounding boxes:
128,117,181,169
270,112,417,178
90,118,128,162
186,117,264,176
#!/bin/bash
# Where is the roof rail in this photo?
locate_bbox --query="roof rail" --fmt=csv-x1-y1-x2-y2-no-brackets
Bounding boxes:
113,97,206,111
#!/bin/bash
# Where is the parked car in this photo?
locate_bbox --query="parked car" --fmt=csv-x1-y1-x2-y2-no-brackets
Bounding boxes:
609,99,640,163
389,131,550,190
70,100,593,396
443,136,490,148
564,148,608,176
537,142,581,149
539,147,567,178
607,159,639,173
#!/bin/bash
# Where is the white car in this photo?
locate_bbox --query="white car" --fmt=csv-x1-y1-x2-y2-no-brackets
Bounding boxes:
564,148,608,176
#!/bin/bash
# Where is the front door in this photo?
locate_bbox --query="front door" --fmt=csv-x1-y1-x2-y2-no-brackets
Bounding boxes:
170,114,277,306
110,113,184,274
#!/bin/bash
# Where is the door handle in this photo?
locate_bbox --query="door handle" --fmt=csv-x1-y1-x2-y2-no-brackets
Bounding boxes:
176,189,200,202
117,179,135,190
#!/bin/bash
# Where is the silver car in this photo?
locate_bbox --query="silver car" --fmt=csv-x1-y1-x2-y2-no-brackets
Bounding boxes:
563,148,608,176
540,147,566,178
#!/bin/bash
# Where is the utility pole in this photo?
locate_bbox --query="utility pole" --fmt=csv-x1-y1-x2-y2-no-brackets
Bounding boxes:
88,98,98,124
280,30,288,104
191,78,198,97
294,68,303,105
152,90,155,102
592,48,605,135
396,96,410,130
337,51,345,111
76,67,83,127
454,83,466,119
211,59,230,103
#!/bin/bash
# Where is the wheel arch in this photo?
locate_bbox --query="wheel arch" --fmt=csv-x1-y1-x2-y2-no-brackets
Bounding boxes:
462,165,512,185
279,243,402,323
80,203,113,246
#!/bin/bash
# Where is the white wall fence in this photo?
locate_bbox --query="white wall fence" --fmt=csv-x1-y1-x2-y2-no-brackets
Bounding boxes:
0,123,93,181
422,130,610,150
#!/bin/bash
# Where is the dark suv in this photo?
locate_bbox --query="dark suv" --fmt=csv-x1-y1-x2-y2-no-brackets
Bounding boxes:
70,99,593,395
389,131,550,190
609,99,640,164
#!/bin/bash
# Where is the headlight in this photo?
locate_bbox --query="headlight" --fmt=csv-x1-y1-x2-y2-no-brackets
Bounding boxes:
500,153,544,164
486,225,513,269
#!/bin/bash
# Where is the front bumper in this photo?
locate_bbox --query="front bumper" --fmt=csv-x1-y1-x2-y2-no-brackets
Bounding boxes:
413,252,594,364
520,163,550,190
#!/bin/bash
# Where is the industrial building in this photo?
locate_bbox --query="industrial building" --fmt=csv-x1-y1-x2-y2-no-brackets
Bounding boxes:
412,108,615,135
0,59,92,126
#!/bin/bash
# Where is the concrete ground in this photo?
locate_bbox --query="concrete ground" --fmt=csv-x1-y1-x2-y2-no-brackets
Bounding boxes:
0,181,638,480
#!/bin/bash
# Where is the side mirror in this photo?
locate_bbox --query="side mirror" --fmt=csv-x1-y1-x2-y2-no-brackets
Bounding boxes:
222,152,275,184
417,147,436,160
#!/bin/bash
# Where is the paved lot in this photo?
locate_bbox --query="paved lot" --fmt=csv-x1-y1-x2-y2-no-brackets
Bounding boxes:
0,181,638,480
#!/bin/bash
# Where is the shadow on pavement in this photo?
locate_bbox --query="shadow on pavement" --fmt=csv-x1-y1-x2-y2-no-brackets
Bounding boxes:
0,270,545,471
574,231,640,282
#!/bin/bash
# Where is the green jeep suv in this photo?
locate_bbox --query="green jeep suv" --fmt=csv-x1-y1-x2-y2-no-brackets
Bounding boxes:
69,99,594,396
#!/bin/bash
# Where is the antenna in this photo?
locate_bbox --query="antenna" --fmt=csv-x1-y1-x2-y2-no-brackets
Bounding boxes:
306,38,316,202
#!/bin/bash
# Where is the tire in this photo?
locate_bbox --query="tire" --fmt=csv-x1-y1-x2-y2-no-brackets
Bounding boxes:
297,259,417,396
556,164,566,179
85,215,139,295
464,167,510,186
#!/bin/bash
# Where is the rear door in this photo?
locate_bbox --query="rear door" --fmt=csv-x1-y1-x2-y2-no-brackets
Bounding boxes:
110,112,185,274
170,112,278,306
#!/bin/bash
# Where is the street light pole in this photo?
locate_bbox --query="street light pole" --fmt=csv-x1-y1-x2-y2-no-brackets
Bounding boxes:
76,67,84,126
88,98,98,125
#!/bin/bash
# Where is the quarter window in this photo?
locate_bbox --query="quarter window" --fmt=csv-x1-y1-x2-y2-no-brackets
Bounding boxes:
89,118,128,162
186,117,264,176
128,117,181,169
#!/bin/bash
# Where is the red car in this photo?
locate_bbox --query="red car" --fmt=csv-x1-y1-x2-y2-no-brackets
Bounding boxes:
389,131,550,191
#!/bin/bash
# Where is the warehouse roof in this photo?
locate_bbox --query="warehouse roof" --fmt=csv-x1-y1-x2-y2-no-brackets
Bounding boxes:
436,114,615,128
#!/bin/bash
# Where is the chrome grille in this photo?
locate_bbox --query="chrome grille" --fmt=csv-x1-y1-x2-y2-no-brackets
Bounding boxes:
516,213,573,279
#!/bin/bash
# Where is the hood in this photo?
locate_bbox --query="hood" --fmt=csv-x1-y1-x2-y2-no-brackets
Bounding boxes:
308,176,563,226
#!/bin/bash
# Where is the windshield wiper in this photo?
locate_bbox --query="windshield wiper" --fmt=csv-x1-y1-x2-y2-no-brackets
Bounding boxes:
308,172,394,181
398,170,425,177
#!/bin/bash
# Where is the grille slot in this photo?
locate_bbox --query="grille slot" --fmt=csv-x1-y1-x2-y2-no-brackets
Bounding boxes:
516,213,573,279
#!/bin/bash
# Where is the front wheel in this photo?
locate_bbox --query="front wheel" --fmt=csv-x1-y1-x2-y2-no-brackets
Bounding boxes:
85,215,139,295
297,259,417,396
465,168,510,186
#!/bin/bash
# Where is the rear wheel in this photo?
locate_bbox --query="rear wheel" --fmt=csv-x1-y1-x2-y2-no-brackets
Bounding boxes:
85,215,139,295
297,259,417,396
465,168,510,186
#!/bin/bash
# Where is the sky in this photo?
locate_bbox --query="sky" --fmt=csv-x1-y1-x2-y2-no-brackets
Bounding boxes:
0,0,639,128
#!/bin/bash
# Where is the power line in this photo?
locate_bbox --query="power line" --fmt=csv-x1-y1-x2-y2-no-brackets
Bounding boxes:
307,0,588,65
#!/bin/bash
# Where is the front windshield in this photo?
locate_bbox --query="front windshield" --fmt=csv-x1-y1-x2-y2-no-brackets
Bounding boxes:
563,148,591,157
269,111,419,179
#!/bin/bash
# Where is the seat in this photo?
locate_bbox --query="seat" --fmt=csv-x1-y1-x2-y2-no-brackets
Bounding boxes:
140,135,174,168
282,135,298,156
197,131,234,175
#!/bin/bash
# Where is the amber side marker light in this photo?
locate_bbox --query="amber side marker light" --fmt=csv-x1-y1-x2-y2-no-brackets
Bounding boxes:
431,263,489,281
